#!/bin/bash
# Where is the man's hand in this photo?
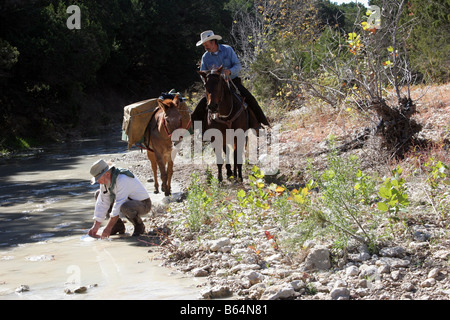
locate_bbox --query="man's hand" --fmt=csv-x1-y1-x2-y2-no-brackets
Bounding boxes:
101,226,112,239
88,220,101,238
101,216,119,239
224,69,231,77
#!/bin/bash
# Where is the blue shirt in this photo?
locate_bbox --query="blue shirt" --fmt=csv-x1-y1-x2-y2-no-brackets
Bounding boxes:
200,44,241,79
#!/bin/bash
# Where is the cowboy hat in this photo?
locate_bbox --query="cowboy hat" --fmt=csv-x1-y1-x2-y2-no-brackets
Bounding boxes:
90,159,111,185
196,30,222,46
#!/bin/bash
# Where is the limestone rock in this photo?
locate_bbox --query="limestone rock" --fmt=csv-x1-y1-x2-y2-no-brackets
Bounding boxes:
304,246,331,271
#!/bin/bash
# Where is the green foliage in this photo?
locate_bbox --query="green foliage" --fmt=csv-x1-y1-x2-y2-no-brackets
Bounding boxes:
234,0,449,118
237,0,365,107
184,173,213,232
0,38,19,72
425,159,449,190
305,140,377,248
174,154,445,258
403,0,450,83
222,204,244,235
377,166,409,216
246,165,270,210
272,188,292,228
424,158,450,219
0,0,232,151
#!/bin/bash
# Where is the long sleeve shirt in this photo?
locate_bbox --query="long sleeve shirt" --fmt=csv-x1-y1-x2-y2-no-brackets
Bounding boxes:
200,44,241,79
93,174,149,222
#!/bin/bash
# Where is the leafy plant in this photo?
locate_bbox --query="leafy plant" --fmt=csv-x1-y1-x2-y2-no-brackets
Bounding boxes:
425,159,449,190
305,141,377,248
292,181,315,208
184,173,213,232
424,159,449,219
222,204,244,235
377,166,409,216
272,188,292,228
238,166,270,215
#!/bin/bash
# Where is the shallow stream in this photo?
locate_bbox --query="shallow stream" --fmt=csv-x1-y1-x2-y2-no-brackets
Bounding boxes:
0,130,201,300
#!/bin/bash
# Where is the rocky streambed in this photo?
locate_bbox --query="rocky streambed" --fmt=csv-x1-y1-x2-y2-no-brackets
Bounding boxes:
110,138,450,301
37,83,447,301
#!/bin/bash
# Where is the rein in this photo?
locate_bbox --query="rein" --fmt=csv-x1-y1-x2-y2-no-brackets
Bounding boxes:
209,104,245,129
207,73,245,129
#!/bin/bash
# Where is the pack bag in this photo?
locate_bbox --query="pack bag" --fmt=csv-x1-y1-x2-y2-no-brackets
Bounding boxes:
122,91,191,149
122,98,159,149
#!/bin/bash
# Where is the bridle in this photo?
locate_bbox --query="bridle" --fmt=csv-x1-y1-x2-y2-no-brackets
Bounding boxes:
204,72,245,129
140,105,189,154
162,111,184,138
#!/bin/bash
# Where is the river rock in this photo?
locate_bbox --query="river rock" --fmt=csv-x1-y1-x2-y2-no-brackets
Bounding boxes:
380,246,406,258
245,270,265,285
230,263,261,273
378,257,410,268
303,246,331,271
64,286,87,294
208,237,231,252
348,252,371,262
378,264,390,274
330,287,350,300
291,280,305,291
15,285,30,293
261,284,295,300
192,267,209,277
408,241,429,251
201,285,232,299
420,278,436,288
432,249,450,260
413,231,431,242
400,282,415,292
390,270,401,281
427,267,442,279
359,264,378,279
345,265,359,277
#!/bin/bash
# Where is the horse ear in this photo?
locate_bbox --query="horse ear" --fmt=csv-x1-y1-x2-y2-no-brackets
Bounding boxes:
173,95,181,106
198,71,207,84
157,99,167,112
217,65,223,74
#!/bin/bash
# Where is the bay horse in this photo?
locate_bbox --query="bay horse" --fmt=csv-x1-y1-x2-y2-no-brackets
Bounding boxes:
144,96,183,196
197,67,249,182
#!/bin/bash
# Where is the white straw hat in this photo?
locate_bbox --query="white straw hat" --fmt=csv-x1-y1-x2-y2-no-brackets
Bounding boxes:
196,30,222,46
90,159,111,185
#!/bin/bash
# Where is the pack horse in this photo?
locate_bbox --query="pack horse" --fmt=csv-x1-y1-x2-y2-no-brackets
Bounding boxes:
143,96,184,196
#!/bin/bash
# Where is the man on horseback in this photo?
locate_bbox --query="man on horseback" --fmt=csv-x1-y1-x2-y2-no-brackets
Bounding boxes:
192,30,269,129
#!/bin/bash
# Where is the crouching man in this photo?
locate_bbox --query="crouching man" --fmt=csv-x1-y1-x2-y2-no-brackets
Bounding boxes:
88,159,151,239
